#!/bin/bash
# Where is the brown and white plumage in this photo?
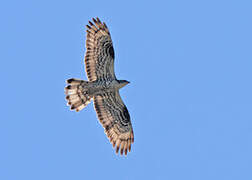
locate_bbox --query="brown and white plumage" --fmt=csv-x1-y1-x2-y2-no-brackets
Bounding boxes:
94,91,134,155
85,18,115,82
65,17,134,156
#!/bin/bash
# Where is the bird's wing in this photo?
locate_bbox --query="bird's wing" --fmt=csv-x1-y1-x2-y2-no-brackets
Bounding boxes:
93,91,134,155
85,17,115,82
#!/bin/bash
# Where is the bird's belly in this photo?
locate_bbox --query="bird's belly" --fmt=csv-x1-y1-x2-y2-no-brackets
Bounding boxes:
88,80,117,96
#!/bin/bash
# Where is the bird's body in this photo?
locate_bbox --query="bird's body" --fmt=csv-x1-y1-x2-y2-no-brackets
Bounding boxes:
67,79,129,97
65,17,134,155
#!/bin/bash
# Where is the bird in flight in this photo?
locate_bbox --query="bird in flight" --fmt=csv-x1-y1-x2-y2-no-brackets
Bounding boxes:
65,17,134,155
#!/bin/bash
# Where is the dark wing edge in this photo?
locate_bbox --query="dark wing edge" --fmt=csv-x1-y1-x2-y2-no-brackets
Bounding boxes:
85,17,115,82
93,91,134,156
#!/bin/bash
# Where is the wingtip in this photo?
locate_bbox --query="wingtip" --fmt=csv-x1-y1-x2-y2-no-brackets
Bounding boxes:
128,143,131,152
125,148,128,156
92,17,97,23
88,21,94,26
86,24,91,29
116,146,120,154
96,17,101,23
112,141,116,148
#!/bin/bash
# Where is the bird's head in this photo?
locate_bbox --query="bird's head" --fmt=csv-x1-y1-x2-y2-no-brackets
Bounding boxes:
118,80,130,89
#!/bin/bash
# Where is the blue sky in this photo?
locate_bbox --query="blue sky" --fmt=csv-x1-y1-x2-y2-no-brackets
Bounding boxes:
1,0,252,179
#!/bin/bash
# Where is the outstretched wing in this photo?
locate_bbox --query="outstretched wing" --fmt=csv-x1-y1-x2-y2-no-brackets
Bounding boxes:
93,91,134,155
85,17,115,82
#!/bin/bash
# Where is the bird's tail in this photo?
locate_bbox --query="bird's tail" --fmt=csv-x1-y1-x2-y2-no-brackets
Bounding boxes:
65,78,92,112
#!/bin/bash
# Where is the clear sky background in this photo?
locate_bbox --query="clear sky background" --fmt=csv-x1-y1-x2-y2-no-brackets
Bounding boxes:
0,0,252,179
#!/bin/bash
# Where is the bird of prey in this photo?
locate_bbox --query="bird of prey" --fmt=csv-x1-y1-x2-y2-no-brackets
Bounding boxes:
65,17,134,155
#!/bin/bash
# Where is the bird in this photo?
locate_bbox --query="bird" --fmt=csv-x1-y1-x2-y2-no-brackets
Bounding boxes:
64,17,134,156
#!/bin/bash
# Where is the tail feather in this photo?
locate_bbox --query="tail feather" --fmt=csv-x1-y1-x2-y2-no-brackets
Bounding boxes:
65,78,92,112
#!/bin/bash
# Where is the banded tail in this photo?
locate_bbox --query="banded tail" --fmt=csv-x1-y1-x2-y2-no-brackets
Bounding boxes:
65,78,92,112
